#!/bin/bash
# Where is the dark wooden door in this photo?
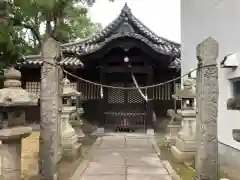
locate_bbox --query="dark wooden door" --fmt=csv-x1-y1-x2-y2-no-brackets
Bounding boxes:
104,73,147,131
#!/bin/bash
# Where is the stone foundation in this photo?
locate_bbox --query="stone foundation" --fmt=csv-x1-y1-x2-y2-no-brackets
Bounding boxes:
219,142,240,180
171,136,196,166
171,146,195,166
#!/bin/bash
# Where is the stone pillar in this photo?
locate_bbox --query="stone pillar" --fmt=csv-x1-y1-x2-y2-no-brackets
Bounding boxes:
39,37,61,180
195,37,219,180
57,68,63,163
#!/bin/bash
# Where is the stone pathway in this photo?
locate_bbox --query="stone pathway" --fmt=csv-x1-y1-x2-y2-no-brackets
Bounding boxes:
72,133,180,180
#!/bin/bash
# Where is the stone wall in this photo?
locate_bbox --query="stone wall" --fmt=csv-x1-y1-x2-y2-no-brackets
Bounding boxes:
219,142,240,180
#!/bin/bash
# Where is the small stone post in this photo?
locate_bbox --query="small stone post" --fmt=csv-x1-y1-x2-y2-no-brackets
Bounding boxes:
39,37,62,180
195,37,219,180
0,68,38,180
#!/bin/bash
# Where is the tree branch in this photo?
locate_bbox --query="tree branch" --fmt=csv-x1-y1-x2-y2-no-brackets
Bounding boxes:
10,17,42,46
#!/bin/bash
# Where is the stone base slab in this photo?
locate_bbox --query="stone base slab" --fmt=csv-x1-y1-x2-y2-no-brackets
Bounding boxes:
171,145,195,164
164,136,176,147
146,129,154,136
175,137,196,152
93,127,104,136
63,143,82,161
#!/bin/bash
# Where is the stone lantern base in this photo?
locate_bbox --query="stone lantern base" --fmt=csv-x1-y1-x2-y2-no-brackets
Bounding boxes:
62,134,82,161
171,145,195,166
61,110,82,161
171,137,196,166
0,126,32,180
164,123,181,146
69,120,85,142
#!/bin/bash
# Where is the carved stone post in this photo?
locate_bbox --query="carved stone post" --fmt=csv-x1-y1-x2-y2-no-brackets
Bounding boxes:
39,38,61,180
195,37,219,180
57,66,63,163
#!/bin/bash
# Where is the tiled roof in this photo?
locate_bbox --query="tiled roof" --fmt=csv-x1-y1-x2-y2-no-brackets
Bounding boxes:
62,3,181,59
20,3,180,69
18,54,83,68
63,33,180,56
169,57,181,71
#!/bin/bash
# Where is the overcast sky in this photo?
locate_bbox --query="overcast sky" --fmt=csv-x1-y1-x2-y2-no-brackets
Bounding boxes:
89,0,181,43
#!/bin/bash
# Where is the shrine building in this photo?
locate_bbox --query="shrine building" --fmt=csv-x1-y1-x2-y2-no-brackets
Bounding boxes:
18,4,181,132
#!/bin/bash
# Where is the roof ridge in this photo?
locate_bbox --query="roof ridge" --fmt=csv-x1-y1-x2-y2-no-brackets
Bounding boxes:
62,3,180,48
62,6,128,47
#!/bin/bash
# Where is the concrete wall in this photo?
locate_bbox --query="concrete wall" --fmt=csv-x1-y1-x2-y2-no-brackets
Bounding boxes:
181,0,240,150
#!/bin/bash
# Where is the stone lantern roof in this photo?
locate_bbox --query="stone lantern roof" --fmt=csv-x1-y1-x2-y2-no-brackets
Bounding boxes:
178,79,196,99
0,68,39,106
62,77,81,97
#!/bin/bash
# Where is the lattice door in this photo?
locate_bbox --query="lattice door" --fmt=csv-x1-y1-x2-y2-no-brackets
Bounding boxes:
127,88,145,104
107,83,124,104
105,82,146,130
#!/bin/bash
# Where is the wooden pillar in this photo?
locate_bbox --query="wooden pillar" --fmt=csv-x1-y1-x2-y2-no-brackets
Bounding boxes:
99,66,105,127
76,69,81,109
195,37,219,180
146,67,153,129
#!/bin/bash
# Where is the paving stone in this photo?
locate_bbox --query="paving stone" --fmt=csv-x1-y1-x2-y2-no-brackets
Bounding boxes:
99,143,125,149
94,149,124,156
84,162,126,175
91,156,125,166
71,134,175,180
124,151,158,159
80,175,125,180
127,165,169,175
126,156,164,167
126,143,153,149
127,175,172,180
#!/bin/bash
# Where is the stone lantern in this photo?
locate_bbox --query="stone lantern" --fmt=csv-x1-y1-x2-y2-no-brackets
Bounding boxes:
60,77,83,160
0,67,38,180
171,78,197,166
179,79,196,110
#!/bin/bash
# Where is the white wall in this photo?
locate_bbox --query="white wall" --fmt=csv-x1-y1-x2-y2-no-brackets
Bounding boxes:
181,0,240,150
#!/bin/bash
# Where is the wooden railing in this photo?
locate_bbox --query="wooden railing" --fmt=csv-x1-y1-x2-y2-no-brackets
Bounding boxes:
24,81,181,101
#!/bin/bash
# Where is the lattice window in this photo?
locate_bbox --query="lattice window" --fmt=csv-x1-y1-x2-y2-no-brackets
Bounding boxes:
108,84,124,104
25,82,41,96
128,89,145,103
78,82,100,100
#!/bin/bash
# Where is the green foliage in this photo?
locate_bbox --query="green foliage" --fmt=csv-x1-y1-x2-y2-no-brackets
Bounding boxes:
0,0,103,69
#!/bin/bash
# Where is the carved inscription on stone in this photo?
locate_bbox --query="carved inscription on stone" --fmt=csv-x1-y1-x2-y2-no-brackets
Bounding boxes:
195,37,219,180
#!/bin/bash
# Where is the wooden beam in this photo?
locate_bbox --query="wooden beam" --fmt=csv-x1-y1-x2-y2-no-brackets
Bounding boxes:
104,66,151,73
